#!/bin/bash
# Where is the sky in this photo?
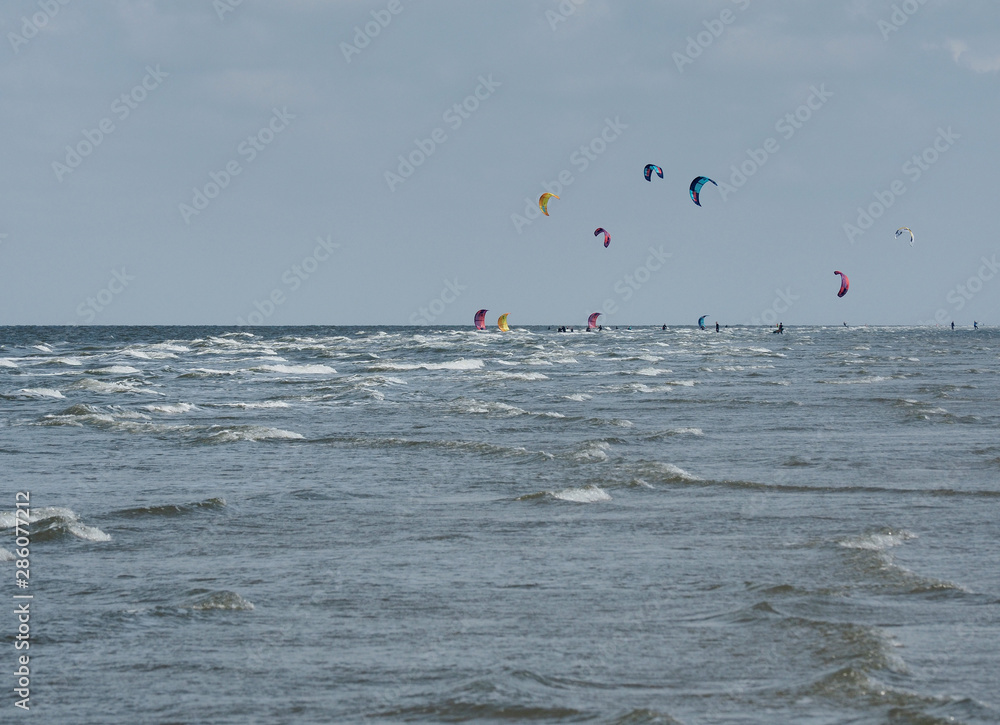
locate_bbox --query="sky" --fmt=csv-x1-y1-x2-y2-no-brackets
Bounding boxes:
2,0,999,326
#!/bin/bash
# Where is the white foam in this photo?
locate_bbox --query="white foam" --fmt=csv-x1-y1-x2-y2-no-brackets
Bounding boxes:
253,364,336,375
646,462,701,481
0,548,14,561
207,426,305,443
183,368,238,377
575,441,610,461
839,530,916,551
49,357,82,366
143,403,198,414
67,522,112,542
564,393,592,401
17,388,65,399
0,358,19,368
489,371,549,381
667,427,704,436
75,379,147,394
213,401,291,409
373,358,484,372
552,485,612,503
90,365,141,374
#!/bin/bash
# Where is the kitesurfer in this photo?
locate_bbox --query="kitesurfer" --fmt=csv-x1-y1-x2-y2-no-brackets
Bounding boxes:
951,321,955,330
662,324,666,330
715,322,719,332
777,323,783,334
974,321,978,329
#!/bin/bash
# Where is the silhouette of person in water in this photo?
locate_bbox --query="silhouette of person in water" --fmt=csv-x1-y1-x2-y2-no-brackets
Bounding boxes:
777,323,784,334
715,321,719,332
951,321,955,330
662,324,666,330
974,321,978,329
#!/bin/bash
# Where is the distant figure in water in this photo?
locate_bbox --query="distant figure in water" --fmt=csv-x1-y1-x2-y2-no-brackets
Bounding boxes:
662,324,666,330
951,321,955,330
974,321,978,329
777,323,784,334
598,325,603,331
843,322,847,327
715,321,719,332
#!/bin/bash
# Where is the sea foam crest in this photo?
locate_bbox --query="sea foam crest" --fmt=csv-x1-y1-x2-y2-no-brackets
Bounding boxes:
252,364,336,375
552,485,612,503
17,388,65,399
205,426,305,443
839,530,916,551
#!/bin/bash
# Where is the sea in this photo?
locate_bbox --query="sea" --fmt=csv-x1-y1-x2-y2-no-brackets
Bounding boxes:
2,325,998,724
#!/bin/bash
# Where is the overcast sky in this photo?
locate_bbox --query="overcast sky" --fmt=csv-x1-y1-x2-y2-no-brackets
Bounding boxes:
2,0,998,326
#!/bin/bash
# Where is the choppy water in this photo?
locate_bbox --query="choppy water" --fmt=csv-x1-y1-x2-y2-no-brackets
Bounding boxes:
2,325,998,724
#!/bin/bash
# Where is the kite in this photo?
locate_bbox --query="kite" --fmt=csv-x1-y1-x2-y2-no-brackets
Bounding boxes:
498,313,510,331
539,193,559,216
689,176,718,206
644,164,664,182
698,315,709,330
594,228,611,248
896,227,914,246
834,270,849,298
588,312,601,329
474,309,488,330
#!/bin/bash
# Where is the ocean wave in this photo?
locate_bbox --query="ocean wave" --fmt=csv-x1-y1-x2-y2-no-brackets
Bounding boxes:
202,425,305,443
252,364,336,375
551,485,612,503
637,461,702,483
0,358,19,368
15,387,65,399
1,506,111,542
185,591,255,611
178,368,240,378
369,358,484,372
838,529,916,551
113,498,226,518
574,441,610,461
86,365,142,375
142,403,198,414
73,378,149,394
207,400,291,409
487,371,549,381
